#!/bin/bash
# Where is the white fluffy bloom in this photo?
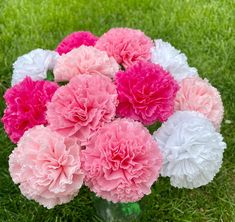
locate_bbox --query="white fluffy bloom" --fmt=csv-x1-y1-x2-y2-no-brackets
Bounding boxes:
153,111,226,189
11,49,59,86
151,39,198,82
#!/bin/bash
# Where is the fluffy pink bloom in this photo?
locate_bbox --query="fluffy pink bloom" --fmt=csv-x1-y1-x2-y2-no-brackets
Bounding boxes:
116,61,179,125
81,118,162,203
47,74,118,145
95,28,153,68
9,125,84,209
174,77,224,129
54,46,119,82
56,31,98,55
2,77,58,143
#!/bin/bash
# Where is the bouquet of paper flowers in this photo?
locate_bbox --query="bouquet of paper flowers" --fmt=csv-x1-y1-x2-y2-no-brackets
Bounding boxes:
2,28,226,220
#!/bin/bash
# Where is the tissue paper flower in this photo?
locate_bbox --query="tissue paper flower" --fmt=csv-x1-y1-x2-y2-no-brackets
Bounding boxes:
9,125,84,209
12,49,59,86
81,118,162,203
56,31,98,55
153,111,226,189
151,39,198,82
116,61,179,125
47,74,118,145
95,28,153,68
174,77,224,129
2,27,227,210
54,46,119,82
2,77,58,143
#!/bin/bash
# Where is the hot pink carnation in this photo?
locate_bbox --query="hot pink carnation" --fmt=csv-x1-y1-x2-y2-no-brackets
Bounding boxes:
174,77,224,129
2,77,58,143
116,61,179,125
9,125,84,209
81,118,162,203
54,46,119,82
47,74,118,145
56,31,98,55
95,28,153,68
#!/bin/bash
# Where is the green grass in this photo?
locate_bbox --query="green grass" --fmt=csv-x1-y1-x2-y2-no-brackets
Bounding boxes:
0,0,234,221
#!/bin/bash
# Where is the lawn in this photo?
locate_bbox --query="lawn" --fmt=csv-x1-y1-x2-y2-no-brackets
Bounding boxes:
0,0,234,221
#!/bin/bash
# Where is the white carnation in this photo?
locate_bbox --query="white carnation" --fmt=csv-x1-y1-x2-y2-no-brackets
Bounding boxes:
151,39,198,82
11,49,59,86
153,111,226,189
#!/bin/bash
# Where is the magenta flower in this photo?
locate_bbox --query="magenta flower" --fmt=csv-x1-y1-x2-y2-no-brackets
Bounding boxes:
56,31,98,55
115,61,179,125
2,77,58,143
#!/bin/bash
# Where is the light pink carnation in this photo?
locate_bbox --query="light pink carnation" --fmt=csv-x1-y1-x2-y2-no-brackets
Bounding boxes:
9,125,84,209
174,77,224,129
54,46,119,82
95,28,153,68
81,118,162,203
116,61,179,125
47,74,118,145
2,77,58,143
56,31,98,55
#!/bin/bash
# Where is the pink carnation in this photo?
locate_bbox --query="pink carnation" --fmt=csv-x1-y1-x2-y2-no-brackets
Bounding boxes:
2,77,58,143
47,74,118,145
9,125,84,209
95,28,153,68
81,118,162,203
56,31,98,55
116,61,179,125
54,46,119,82
174,77,224,129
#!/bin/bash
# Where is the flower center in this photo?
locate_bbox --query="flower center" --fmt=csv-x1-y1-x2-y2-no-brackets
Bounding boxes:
107,144,132,170
66,103,88,122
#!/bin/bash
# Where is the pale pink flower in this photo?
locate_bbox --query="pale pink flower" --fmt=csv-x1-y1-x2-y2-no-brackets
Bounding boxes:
174,77,224,129
9,125,84,209
54,46,119,82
